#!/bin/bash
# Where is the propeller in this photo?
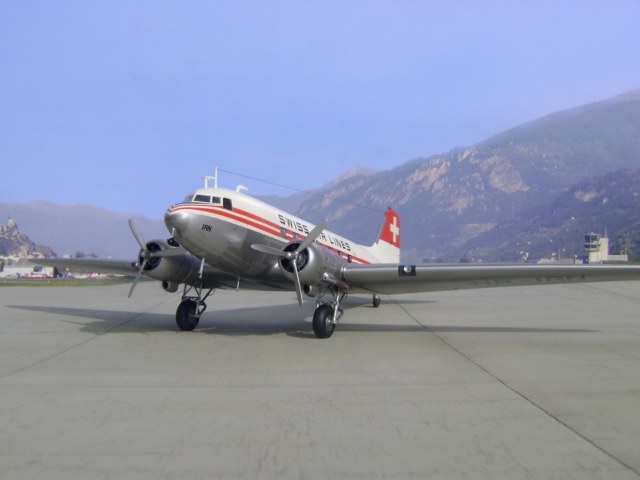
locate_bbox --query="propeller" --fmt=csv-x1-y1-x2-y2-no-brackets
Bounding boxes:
251,219,328,306
127,219,185,297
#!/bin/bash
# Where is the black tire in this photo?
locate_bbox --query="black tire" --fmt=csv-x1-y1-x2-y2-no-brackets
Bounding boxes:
372,295,381,308
312,304,336,339
176,299,199,331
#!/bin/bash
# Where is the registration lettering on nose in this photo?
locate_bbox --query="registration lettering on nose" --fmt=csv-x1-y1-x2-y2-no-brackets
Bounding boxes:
202,224,212,232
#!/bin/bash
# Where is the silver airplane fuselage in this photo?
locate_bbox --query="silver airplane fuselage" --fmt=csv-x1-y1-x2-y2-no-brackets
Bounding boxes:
164,187,378,292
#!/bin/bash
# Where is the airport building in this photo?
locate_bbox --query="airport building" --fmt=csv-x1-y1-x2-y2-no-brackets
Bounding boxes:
584,233,629,263
538,232,629,264
0,263,56,279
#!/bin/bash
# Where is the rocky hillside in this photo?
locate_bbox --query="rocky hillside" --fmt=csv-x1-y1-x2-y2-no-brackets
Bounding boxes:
258,166,378,212
0,218,56,258
0,202,166,259
455,169,640,262
293,89,640,261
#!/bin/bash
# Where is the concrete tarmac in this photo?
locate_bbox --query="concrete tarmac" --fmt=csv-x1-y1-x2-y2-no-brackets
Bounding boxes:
1,280,640,479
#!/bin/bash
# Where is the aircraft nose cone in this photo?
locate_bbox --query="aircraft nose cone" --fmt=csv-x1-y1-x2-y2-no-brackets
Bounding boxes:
164,208,191,236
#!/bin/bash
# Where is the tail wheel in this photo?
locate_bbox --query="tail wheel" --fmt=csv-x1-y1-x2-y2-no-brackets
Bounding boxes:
312,304,336,339
372,295,381,308
176,299,199,331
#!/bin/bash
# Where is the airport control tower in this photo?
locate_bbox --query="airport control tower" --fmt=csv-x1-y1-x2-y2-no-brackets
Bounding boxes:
584,233,628,263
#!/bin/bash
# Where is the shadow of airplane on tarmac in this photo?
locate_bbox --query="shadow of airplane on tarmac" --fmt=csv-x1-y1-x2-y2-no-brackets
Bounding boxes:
8,303,597,338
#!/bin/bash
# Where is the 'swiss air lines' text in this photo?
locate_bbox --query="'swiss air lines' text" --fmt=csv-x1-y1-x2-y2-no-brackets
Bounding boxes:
277,214,352,252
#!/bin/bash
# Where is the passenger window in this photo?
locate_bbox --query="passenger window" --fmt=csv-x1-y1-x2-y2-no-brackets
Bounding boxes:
223,198,233,211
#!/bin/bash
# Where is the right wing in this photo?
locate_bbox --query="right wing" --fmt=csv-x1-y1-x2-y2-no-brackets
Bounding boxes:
33,257,244,291
341,263,640,294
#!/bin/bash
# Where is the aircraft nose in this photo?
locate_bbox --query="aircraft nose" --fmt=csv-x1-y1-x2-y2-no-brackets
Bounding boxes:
164,208,191,236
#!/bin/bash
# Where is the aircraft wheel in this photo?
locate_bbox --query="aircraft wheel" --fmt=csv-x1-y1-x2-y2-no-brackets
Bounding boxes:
176,299,199,331
312,304,336,339
372,295,381,308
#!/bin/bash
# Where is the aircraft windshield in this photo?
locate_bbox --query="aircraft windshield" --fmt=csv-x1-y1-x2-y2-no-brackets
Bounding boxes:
184,194,222,204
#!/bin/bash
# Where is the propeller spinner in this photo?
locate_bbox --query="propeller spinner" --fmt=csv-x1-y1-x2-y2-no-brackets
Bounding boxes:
127,219,185,297
251,219,328,306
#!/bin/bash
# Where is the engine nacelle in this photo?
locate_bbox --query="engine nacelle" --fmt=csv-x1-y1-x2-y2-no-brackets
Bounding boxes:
139,240,202,285
279,242,347,291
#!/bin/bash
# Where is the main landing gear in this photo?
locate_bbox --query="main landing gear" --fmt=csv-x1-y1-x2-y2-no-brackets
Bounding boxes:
176,285,214,331
312,287,346,339
311,291,382,338
173,284,381,337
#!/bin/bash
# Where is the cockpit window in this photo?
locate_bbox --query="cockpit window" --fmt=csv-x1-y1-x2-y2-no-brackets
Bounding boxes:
183,194,223,204
223,198,233,211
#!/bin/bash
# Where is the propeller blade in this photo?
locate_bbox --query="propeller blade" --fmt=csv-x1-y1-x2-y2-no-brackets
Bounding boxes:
128,219,147,251
128,258,148,298
151,247,186,257
292,260,304,306
297,219,328,253
251,244,291,258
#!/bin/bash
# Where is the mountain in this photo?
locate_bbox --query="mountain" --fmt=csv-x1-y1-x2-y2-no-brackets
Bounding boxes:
3,90,639,262
0,202,166,259
455,168,640,262
257,166,378,212
291,89,640,261
0,217,56,258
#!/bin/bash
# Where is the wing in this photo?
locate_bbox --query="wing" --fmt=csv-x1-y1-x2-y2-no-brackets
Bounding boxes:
341,263,640,294
33,257,239,290
33,258,137,276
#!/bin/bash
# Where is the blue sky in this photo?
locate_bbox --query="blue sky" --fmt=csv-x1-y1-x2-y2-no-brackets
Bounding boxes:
1,1,639,217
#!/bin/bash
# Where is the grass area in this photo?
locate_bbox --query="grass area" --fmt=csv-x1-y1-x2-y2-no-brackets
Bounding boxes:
0,277,133,287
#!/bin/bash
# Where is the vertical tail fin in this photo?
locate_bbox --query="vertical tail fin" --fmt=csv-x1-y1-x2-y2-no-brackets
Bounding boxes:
369,207,400,263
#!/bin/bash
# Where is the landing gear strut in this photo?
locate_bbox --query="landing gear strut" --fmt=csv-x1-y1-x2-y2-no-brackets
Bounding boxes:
176,285,214,331
313,286,346,339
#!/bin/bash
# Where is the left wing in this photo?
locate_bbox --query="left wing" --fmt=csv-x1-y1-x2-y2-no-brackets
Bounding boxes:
341,263,640,294
34,258,137,276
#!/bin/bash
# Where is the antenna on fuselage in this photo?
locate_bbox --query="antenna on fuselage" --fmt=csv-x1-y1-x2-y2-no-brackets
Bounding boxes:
203,167,219,188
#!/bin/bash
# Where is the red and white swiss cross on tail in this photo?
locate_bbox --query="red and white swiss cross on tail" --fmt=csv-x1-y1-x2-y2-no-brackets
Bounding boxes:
368,207,401,264
379,207,400,248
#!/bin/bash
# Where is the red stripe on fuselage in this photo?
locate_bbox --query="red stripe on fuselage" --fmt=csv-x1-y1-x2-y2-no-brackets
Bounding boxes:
168,203,370,264
170,204,281,237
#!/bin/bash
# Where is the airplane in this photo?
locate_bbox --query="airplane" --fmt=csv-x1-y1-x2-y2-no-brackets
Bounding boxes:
37,173,640,338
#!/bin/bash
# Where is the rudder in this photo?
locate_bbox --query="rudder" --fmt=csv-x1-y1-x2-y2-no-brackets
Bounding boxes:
369,207,400,263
